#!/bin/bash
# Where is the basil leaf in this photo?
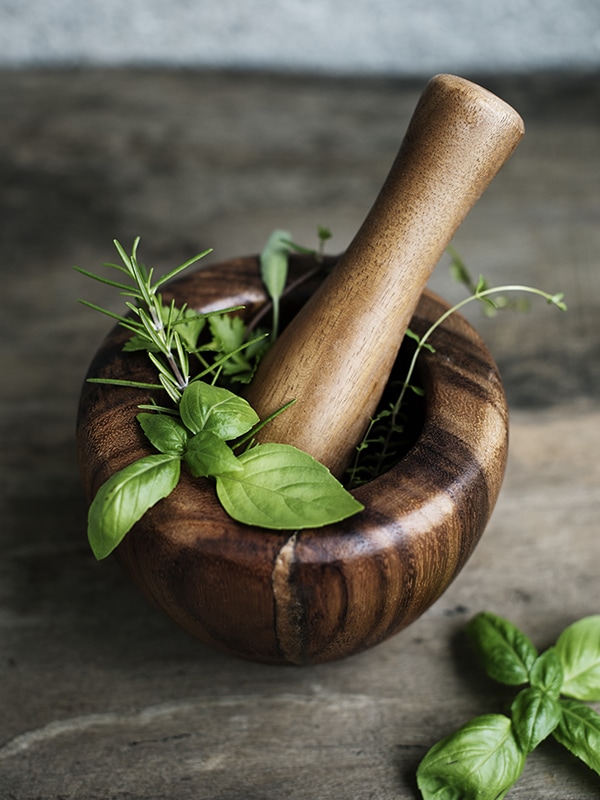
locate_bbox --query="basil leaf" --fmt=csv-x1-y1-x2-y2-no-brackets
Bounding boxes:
215,443,364,529
552,699,600,776
88,454,181,560
529,647,564,697
555,615,600,701
260,229,290,335
137,412,189,455
416,714,526,800
511,686,562,753
466,612,538,686
184,431,242,478
180,380,259,439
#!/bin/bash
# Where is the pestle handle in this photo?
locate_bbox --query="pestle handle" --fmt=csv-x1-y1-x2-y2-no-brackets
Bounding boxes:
245,74,524,478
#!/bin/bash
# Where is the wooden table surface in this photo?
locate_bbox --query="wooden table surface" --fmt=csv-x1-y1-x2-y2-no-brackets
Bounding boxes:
1,69,599,799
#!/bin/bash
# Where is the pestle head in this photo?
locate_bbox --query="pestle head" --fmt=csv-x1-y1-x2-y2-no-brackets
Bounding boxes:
245,74,524,478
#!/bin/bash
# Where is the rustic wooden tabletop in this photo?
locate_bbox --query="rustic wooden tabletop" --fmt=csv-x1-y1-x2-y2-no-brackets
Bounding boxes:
1,69,599,799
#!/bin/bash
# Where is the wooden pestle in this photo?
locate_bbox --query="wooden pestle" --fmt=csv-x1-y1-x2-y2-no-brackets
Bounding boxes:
244,74,524,478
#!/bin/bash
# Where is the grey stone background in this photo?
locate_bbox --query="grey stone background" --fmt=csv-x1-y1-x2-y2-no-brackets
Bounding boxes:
1,0,600,74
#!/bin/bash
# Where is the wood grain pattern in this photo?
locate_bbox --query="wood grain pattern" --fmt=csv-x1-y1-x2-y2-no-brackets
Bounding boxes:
244,74,523,477
3,69,598,799
77,254,508,664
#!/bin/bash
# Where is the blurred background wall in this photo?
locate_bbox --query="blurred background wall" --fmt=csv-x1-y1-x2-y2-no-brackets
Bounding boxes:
1,0,600,75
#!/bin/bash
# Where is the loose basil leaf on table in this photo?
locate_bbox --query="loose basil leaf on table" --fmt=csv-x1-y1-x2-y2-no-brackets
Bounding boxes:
466,611,538,686
510,686,562,753
555,615,600,701
529,646,564,696
552,699,600,776
416,714,526,800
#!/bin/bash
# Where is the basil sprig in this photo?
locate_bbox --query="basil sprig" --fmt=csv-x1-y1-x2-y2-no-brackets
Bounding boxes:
78,237,363,560
87,380,363,559
417,612,600,799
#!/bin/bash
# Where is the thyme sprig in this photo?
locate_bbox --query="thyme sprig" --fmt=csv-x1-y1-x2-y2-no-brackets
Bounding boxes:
347,262,566,488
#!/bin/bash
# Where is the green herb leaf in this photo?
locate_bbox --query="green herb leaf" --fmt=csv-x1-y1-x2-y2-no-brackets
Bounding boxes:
179,381,259,439
260,229,290,298
184,431,243,478
260,229,290,336
555,616,600,701
317,225,332,244
215,443,364,529
123,332,162,352
511,686,562,753
137,412,189,455
87,454,181,560
416,714,526,800
170,305,206,351
529,647,564,697
207,314,259,383
208,313,246,354
552,699,600,776
466,612,538,686
405,327,436,353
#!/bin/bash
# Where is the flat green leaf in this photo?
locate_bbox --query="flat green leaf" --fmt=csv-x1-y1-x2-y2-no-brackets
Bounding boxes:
466,612,538,686
208,313,246,354
260,229,290,335
215,443,364,529
123,332,162,352
184,431,243,478
170,305,206,351
555,616,600,701
87,454,180,560
260,229,290,303
317,225,332,244
417,714,526,800
511,686,562,753
206,314,262,384
530,647,564,697
552,699,600,776
179,380,259,439
137,412,189,455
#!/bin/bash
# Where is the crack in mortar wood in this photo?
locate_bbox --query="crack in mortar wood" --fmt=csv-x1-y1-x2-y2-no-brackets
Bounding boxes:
271,531,305,664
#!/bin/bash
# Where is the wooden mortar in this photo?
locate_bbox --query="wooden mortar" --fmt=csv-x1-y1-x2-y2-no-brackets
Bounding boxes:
77,74,519,664
77,253,509,665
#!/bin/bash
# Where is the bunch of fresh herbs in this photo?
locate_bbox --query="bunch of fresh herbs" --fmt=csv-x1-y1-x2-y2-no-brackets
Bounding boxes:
417,612,600,799
76,233,362,560
77,233,565,560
